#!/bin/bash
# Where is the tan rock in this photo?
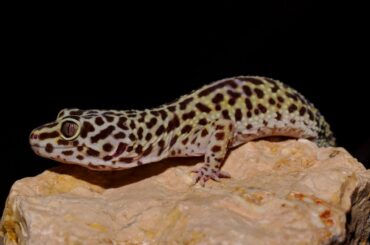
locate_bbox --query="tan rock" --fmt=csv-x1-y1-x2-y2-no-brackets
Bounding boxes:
1,140,369,245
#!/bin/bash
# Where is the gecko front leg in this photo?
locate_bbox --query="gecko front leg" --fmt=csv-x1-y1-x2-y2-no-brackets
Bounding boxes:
192,119,235,186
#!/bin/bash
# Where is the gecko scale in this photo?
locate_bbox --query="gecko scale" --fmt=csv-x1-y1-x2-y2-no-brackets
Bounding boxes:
30,76,335,185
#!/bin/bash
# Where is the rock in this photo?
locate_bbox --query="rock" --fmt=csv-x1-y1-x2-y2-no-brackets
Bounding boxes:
1,140,369,245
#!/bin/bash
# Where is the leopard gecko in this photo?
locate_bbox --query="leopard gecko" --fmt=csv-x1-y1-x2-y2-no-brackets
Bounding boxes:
29,76,335,185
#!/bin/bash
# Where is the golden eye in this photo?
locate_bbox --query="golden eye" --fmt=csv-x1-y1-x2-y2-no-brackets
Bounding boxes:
60,119,80,140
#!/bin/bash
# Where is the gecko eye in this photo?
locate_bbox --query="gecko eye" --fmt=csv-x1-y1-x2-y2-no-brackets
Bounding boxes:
60,118,80,140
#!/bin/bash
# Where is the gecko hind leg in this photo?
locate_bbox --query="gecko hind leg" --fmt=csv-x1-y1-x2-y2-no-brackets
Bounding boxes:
192,119,234,186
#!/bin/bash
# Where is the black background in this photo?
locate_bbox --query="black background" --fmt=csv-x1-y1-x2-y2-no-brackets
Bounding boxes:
1,2,369,212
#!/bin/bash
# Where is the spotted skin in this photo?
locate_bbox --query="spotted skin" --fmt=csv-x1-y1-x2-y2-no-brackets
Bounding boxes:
29,76,335,185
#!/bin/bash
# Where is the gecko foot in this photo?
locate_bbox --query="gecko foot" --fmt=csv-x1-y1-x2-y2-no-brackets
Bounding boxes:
191,167,231,186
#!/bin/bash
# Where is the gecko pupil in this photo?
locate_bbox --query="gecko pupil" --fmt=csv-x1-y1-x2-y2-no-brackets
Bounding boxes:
61,121,79,139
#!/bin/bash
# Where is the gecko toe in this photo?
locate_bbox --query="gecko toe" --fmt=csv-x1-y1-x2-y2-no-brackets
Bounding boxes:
191,167,230,186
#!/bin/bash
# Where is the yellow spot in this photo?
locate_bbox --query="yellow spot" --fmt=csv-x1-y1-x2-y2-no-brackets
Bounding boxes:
88,223,108,232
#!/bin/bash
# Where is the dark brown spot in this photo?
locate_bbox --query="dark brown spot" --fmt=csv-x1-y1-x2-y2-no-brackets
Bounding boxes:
288,104,298,113
257,104,267,113
211,145,221,152
308,110,314,120
276,112,282,120
150,111,158,116
77,146,84,151
277,96,284,103
198,118,207,125
222,110,230,119
129,120,136,129
170,135,178,147
138,113,146,123
114,132,126,139
246,124,253,129
72,141,79,146
240,77,263,85
228,98,236,105
62,150,73,156
103,143,113,152
104,116,114,122
91,125,115,143
254,88,264,98
57,139,69,145
264,78,280,92
156,125,165,136
167,105,176,112
201,128,208,137
137,127,144,139
268,98,276,105
198,79,238,97
234,108,242,121
166,115,180,133
286,92,298,101
227,90,241,99
182,138,189,144
191,137,197,144
299,107,306,116
212,93,224,104
87,148,99,157
80,122,95,138
70,109,83,116
142,144,153,156
290,119,296,124
215,132,225,140
215,105,221,111
45,143,54,153
181,125,192,134
112,142,128,157
119,157,134,163
195,103,211,113
39,131,59,140
242,85,252,96
145,117,157,129
158,110,168,120
117,117,128,130
126,146,133,152
145,133,152,141
103,155,112,161
277,103,282,108
77,155,84,160
263,120,268,126
135,144,143,154
179,97,194,110
254,109,259,115
129,133,136,141
216,125,224,130
214,158,223,163
157,140,165,156
182,111,196,120
245,98,253,110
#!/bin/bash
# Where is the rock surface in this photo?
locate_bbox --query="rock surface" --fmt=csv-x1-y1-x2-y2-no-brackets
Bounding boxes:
1,140,369,245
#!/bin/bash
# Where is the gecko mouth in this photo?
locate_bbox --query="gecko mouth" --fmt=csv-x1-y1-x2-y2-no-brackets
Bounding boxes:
31,144,75,154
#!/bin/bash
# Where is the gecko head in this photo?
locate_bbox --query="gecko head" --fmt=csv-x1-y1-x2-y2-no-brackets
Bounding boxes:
29,108,141,170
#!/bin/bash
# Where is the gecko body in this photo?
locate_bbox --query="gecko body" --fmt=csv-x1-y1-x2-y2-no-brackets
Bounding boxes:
30,76,335,185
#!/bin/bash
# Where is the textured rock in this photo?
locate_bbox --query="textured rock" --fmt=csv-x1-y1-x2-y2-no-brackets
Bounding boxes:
1,140,369,245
